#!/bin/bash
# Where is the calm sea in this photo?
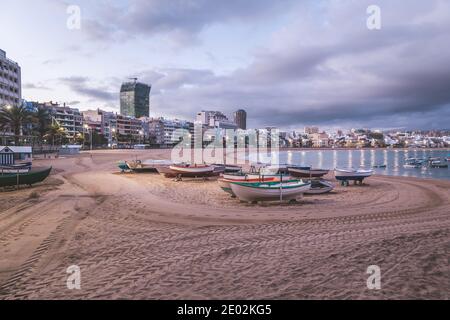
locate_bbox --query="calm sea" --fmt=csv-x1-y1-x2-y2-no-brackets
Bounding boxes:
248,149,450,181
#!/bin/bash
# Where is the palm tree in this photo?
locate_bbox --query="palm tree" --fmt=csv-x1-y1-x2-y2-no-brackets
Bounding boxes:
33,107,51,142
0,104,34,145
44,122,67,147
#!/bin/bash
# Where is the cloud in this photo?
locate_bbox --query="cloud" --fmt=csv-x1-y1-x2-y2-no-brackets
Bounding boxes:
136,0,450,129
82,0,296,45
59,76,117,102
23,83,51,90
38,0,450,130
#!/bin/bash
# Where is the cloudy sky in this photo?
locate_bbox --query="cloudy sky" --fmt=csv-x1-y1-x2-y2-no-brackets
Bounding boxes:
1,0,449,130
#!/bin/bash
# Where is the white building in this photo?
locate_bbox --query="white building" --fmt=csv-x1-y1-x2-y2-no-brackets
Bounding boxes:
0,49,21,107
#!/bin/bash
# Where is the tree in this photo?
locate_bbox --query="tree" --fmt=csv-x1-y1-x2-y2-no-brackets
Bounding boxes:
33,107,51,142
44,122,67,147
0,104,34,145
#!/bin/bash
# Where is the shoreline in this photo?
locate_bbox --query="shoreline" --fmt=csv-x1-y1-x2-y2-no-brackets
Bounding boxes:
0,149,449,299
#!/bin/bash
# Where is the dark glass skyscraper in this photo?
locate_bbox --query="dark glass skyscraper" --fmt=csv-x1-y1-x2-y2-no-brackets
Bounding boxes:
120,81,151,118
233,109,247,130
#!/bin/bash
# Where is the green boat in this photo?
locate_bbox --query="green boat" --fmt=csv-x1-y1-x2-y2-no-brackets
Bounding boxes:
0,167,52,188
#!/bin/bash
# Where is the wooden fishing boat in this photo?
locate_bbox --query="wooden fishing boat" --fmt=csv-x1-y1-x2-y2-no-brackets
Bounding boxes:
230,180,311,202
169,164,215,176
304,180,334,195
334,168,373,186
0,167,52,188
288,166,329,178
157,164,216,178
218,175,279,195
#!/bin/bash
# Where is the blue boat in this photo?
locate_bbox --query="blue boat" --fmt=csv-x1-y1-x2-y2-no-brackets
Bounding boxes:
117,161,130,172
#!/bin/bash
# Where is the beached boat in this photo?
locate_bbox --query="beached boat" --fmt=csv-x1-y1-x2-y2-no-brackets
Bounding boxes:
122,159,173,173
218,175,280,195
0,162,32,174
230,180,311,202
0,166,52,188
334,168,373,186
157,164,216,179
304,180,334,195
117,161,131,172
288,166,329,178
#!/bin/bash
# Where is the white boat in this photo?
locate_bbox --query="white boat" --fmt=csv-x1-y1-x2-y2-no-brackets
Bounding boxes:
162,164,217,179
334,168,373,185
304,180,334,195
218,175,280,195
222,172,283,181
429,159,448,168
230,180,311,202
404,163,422,169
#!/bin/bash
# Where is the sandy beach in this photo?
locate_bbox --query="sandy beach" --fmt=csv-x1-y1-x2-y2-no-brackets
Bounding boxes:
0,149,449,299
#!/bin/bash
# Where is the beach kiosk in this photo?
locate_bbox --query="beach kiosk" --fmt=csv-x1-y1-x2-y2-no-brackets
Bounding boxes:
0,146,32,166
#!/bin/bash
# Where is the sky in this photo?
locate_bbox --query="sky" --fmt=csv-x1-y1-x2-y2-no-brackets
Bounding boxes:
1,0,450,131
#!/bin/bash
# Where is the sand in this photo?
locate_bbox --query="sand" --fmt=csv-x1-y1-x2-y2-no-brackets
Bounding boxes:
0,149,449,299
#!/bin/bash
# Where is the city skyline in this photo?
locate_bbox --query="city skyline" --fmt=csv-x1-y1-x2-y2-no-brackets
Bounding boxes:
1,0,450,130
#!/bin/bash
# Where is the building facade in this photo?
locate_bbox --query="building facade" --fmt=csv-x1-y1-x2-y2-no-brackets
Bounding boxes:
39,102,83,139
120,81,151,118
304,127,320,134
196,111,237,129
115,114,144,145
0,49,21,107
233,109,247,130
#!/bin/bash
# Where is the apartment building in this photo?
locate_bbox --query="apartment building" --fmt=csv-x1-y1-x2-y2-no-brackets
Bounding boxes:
0,49,21,107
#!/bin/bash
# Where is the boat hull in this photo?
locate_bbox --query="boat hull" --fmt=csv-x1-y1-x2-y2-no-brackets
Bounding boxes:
169,165,215,177
230,181,311,202
334,169,373,181
304,180,334,195
0,167,52,188
288,167,329,178
218,176,280,195
158,165,217,178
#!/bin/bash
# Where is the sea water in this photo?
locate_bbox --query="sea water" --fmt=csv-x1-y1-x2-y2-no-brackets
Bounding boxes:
248,149,450,181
